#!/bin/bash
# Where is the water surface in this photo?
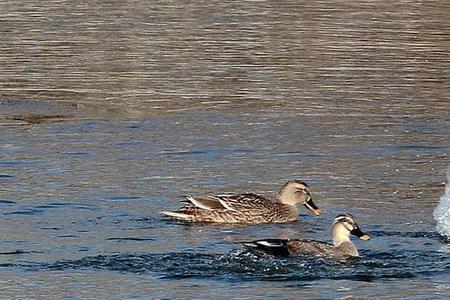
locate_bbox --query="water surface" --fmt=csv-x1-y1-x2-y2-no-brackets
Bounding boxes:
1,0,450,299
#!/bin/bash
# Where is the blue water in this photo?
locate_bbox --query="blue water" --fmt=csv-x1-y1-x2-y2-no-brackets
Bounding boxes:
1,0,450,298
1,109,449,299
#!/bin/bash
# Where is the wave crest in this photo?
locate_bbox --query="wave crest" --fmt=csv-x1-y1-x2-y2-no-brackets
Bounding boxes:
434,166,450,238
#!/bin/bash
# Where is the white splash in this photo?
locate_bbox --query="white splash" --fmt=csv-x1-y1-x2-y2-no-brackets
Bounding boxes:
434,167,450,238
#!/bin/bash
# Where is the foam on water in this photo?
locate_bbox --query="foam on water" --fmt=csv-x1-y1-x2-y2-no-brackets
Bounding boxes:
434,166,450,238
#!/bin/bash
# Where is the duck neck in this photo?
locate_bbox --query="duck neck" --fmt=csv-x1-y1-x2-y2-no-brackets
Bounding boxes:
335,240,359,257
332,225,351,246
333,236,350,246
289,205,299,217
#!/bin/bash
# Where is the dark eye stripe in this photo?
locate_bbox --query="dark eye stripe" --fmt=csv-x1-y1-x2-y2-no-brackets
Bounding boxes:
342,223,351,231
343,221,356,230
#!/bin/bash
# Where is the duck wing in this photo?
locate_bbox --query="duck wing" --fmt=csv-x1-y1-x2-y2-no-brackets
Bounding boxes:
184,195,229,211
184,193,272,212
286,239,332,256
216,193,273,211
240,239,291,256
241,238,333,257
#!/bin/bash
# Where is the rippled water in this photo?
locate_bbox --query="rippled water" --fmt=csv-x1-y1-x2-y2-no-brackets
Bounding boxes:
1,0,450,299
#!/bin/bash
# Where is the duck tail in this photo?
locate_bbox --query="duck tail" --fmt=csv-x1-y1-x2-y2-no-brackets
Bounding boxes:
160,210,195,221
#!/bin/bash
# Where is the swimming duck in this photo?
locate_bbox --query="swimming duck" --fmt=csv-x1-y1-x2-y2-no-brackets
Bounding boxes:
160,180,321,224
241,213,370,258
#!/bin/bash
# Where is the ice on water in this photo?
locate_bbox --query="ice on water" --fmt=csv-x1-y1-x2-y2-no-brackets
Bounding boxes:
434,167,450,238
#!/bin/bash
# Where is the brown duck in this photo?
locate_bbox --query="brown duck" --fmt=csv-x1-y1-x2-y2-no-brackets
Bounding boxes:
160,180,321,224
241,213,370,258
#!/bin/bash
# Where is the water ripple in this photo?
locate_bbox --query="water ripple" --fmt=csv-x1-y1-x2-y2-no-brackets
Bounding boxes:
2,249,446,283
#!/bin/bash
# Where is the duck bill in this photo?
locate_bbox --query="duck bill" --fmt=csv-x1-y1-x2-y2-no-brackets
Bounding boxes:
303,198,321,216
350,227,370,240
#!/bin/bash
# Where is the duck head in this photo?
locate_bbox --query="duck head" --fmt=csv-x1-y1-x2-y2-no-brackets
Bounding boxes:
332,213,370,245
277,180,321,215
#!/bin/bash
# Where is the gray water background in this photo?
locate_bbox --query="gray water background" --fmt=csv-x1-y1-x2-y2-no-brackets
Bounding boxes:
1,1,450,299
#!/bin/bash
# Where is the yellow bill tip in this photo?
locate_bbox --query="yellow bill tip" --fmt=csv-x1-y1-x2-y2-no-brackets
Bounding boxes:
360,234,370,241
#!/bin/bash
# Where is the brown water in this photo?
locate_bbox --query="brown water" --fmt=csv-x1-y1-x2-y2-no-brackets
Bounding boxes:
1,1,450,299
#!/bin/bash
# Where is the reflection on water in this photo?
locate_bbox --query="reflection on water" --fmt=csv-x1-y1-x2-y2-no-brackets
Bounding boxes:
1,0,450,299
1,0,450,114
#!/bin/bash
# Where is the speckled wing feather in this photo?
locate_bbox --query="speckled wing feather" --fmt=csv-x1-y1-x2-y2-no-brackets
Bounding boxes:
165,192,297,223
216,193,297,223
215,193,275,211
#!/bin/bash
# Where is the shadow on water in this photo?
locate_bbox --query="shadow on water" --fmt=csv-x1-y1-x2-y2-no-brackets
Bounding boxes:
0,99,121,124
